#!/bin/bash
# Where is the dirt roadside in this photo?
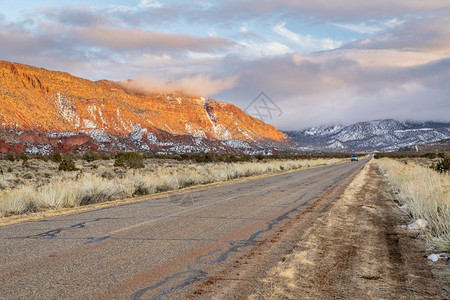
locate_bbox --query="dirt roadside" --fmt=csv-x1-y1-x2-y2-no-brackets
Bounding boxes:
248,160,450,299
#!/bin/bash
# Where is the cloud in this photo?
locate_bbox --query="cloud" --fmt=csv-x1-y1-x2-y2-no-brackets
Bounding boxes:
332,19,405,35
333,23,384,35
220,0,449,20
71,27,233,52
237,41,293,57
345,15,450,52
138,0,163,9
273,22,342,51
214,54,450,129
121,74,239,96
41,7,113,27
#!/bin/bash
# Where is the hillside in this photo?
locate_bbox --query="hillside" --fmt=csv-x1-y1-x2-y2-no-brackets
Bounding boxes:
0,60,287,154
285,119,450,152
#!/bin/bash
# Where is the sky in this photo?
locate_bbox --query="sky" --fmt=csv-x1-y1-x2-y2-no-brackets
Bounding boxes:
0,0,449,130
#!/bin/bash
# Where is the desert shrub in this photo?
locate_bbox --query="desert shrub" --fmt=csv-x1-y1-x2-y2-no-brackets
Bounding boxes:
79,178,122,205
34,155,49,162
438,152,446,159
254,155,265,161
193,153,219,163
23,172,34,179
58,158,78,171
99,153,111,160
435,157,450,174
50,153,62,162
0,178,8,190
7,167,12,173
6,154,15,162
114,152,144,169
224,154,239,163
18,154,28,162
422,152,437,159
101,170,115,180
82,151,99,162
240,155,252,162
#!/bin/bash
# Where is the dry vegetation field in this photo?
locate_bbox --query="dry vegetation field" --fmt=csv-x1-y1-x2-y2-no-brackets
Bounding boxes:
0,155,345,217
376,158,450,251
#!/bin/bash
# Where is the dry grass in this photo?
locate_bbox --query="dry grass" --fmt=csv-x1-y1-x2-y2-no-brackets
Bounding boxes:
0,158,344,217
376,158,450,251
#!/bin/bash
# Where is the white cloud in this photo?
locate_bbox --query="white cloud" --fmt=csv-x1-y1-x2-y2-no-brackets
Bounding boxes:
310,49,450,67
240,27,248,34
333,18,405,34
107,5,138,13
333,23,382,34
195,1,213,9
138,0,163,9
238,41,293,57
273,22,342,52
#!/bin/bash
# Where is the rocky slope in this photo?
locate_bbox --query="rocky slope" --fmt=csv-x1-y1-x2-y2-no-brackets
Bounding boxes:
285,119,450,152
0,60,287,154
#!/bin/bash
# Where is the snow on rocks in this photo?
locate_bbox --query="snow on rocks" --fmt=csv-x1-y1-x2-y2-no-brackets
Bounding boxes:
427,253,449,262
399,219,428,230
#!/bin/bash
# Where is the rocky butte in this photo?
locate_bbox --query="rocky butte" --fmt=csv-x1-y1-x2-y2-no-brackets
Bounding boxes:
0,60,288,154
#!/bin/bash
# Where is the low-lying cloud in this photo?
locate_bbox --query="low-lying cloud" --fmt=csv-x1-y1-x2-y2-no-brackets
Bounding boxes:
121,74,239,96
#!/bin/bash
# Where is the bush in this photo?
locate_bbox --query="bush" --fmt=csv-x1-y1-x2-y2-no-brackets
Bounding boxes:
422,152,437,159
114,152,145,169
18,154,28,162
50,153,62,162
82,151,99,162
435,157,450,174
59,158,78,171
6,154,15,162
35,155,49,162
99,153,111,160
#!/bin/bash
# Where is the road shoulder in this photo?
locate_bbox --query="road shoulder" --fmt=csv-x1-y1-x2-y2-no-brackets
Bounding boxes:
249,160,449,299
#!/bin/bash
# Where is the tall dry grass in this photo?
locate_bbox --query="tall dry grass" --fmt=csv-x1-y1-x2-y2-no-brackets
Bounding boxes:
376,158,450,251
0,158,344,217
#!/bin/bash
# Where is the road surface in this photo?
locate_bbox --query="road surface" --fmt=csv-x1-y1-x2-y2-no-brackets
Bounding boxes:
0,159,368,299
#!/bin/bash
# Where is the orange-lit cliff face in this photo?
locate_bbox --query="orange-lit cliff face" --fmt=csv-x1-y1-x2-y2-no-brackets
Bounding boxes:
0,60,287,154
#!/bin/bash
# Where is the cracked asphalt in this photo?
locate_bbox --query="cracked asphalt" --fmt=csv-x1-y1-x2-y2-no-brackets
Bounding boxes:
0,159,367,299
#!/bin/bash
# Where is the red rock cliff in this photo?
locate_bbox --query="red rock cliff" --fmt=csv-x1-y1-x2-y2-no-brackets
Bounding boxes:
0,60,286,145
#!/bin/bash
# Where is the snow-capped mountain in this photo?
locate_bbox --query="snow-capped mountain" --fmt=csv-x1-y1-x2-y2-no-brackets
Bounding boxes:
285,119,450,152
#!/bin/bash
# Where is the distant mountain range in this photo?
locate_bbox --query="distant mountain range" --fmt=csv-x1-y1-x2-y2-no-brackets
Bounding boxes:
3,62,449,155
285,119,450,152
0,60,287,155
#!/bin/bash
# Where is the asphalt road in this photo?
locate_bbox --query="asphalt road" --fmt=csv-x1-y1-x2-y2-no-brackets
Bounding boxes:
0,159,368,299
